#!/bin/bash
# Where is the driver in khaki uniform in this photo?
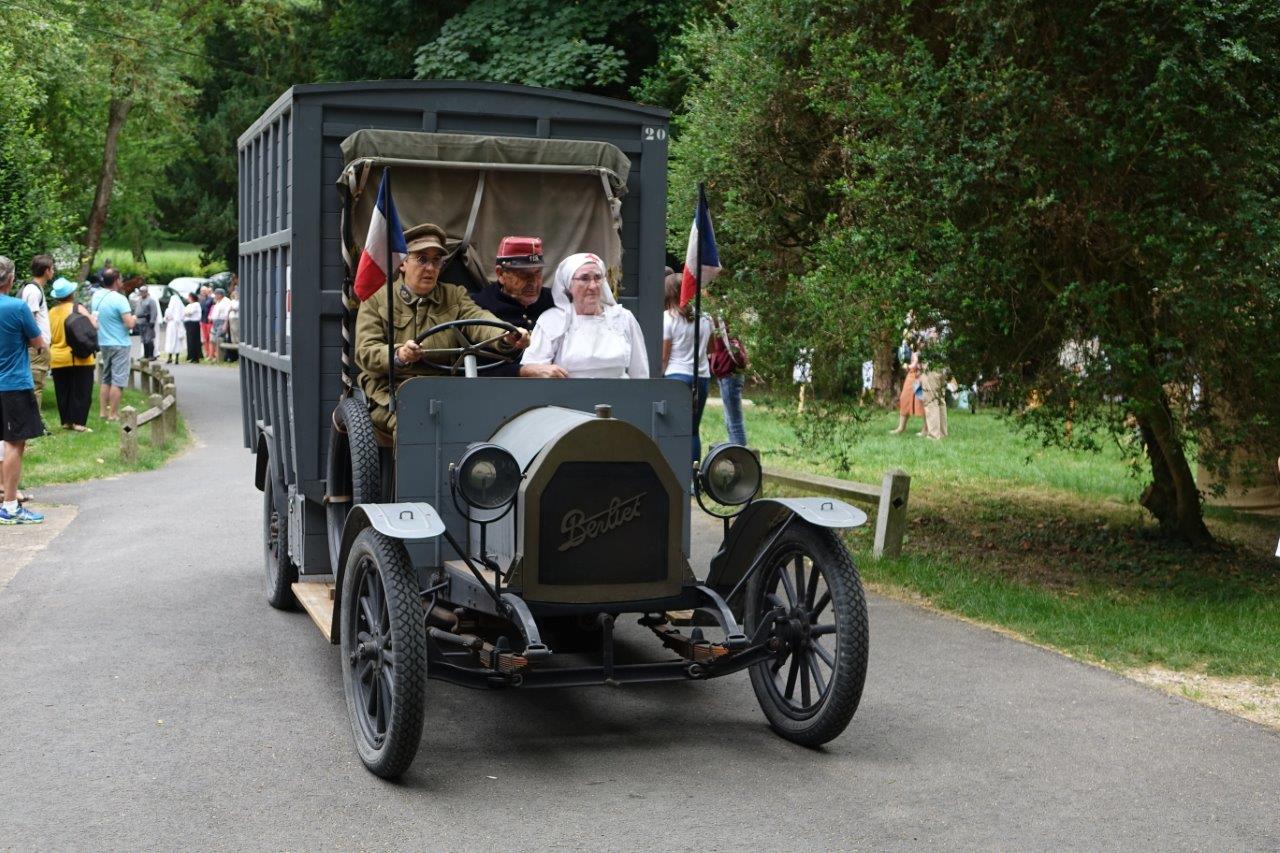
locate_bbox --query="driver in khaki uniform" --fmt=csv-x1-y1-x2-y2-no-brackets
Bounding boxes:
355,223,528,433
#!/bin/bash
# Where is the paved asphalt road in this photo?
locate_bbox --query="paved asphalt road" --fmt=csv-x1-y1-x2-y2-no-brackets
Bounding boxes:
1,364,1277,851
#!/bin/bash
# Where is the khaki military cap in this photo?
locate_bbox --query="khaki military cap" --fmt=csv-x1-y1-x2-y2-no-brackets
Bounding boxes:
404,223,447,253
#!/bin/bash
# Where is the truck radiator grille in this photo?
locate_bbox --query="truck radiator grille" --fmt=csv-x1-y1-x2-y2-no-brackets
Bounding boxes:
537,462,669,585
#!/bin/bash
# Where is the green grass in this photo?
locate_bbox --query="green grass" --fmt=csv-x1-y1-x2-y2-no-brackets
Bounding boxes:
859,550,1280,681
102,241,226,284
701,395,1140,503
19,380,190,488
704,389,1280,684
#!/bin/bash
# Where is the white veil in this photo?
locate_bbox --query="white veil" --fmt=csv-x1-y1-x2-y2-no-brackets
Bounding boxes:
550,252,615,333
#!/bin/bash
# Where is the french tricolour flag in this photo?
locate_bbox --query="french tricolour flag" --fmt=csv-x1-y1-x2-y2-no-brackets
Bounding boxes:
354,171,407,301
679,186,721,308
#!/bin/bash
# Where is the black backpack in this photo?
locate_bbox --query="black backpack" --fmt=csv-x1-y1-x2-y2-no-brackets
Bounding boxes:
65,309,99,359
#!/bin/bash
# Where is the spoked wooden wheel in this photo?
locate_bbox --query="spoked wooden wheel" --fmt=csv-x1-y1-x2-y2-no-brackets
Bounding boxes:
745,522,868,746
340,528,427,779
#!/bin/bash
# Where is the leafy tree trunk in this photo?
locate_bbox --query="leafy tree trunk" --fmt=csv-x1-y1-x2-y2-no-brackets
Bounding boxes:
78,97,132,280
1135,390,1212,546
871,328,896,407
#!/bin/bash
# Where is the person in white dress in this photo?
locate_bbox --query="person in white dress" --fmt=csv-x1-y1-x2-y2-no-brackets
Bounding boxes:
162,288,185,363
522,253,649,379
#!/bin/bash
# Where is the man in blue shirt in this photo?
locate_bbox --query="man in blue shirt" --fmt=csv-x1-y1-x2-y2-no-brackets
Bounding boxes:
0,255,47,524
90,268,136,422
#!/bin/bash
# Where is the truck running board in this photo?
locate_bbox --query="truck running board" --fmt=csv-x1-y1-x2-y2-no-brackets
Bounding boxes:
292,582,335,641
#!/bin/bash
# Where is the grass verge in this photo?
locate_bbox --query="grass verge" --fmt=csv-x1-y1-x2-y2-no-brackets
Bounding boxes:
706,392,1280,692
19,381,190,488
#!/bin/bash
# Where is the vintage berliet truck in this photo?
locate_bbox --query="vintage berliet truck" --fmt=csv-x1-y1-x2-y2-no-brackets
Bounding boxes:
237,81,870,778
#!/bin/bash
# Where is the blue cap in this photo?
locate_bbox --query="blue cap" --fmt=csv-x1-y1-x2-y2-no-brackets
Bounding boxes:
50,277,77,299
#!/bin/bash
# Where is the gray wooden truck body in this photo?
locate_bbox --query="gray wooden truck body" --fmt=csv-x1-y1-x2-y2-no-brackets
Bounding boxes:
235,81,869,780
236,81,678,575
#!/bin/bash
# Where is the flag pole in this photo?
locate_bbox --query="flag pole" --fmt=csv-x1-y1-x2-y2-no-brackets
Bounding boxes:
385,168,396,414
693,182,705,464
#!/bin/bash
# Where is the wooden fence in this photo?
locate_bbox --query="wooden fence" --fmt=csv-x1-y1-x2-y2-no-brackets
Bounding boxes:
119,360,179,464
763,466,911,558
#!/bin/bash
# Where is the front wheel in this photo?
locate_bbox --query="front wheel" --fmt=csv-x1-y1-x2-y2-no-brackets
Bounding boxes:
340,528,428,779
744,522,868,746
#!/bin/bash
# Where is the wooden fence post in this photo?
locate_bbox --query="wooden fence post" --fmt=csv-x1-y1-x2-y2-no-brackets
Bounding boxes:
120,406,138,463
163,382,177,434
872,469,911,559
149,393,167,446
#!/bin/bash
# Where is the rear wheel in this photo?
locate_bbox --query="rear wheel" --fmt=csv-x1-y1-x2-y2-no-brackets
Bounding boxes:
263,469,297,610
340,528,428,779
744,522,868,747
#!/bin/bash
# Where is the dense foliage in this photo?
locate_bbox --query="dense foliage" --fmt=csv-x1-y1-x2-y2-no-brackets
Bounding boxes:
670,0,1280,541
414,0,697,99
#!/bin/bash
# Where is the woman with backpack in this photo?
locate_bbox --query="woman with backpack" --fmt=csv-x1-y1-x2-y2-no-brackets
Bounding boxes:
708,310,749,446
47,277,98,432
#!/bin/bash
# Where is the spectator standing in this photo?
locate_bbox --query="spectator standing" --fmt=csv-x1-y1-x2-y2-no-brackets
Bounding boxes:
661,273,712,464
162,287,185,363
20,254,54,398
917,325,948,440
0,255,46,524
199,284,215,361
225,285,240,362
47,278,96,432
182,293,203,363
134,285,159,360
890,333,924,435
91,269,135,422
209,288,230,361
709,313,749,445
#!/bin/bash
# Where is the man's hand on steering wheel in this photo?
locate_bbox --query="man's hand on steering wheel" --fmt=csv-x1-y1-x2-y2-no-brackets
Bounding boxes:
396,339,426,364
502,327,530,351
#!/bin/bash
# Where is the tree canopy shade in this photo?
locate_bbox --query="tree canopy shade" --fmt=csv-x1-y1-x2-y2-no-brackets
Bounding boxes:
671,0,1280,543
414,0,699,99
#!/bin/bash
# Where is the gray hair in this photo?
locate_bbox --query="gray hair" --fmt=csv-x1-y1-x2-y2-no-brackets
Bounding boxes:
0,256,14,289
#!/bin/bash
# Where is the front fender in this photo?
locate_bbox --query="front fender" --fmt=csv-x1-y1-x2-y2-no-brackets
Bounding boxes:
704,497,867,614
329,502,445,643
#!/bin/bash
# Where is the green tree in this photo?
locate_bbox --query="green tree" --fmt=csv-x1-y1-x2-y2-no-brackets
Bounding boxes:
160,0,463,267
74,1,207,278
0,3,83,261
159,0,318,267
672,0,1280,544
415,0,699,99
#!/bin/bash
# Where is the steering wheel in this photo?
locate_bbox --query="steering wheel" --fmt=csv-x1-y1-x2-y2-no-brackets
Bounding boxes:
410,318,524,374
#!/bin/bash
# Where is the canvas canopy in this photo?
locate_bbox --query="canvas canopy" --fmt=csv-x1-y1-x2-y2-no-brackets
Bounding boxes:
338,129,630,287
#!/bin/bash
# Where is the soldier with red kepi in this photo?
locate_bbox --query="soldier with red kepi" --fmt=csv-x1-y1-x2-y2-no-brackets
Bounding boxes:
471,236,563,378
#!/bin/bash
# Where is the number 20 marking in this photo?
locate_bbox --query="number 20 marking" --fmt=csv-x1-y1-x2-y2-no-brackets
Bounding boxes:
643,127,667,141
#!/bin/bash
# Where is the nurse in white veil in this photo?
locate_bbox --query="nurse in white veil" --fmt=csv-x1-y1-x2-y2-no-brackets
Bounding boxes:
522,253,649,379
162,288,186,364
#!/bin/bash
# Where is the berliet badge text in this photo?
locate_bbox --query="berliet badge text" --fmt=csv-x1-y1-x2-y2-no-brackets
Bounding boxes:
559,492,647,552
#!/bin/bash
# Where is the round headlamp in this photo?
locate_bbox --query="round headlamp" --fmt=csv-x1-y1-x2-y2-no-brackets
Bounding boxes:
453,443,522,510
699,443,761,506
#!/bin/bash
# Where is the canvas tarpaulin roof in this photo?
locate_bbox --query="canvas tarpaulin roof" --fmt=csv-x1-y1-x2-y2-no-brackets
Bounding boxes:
339,130,630,286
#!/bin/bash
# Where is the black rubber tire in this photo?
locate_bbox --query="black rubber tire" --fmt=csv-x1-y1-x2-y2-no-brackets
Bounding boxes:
744,522,868,747
340,527,428,780
263,469,297,610
326,397,383,574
